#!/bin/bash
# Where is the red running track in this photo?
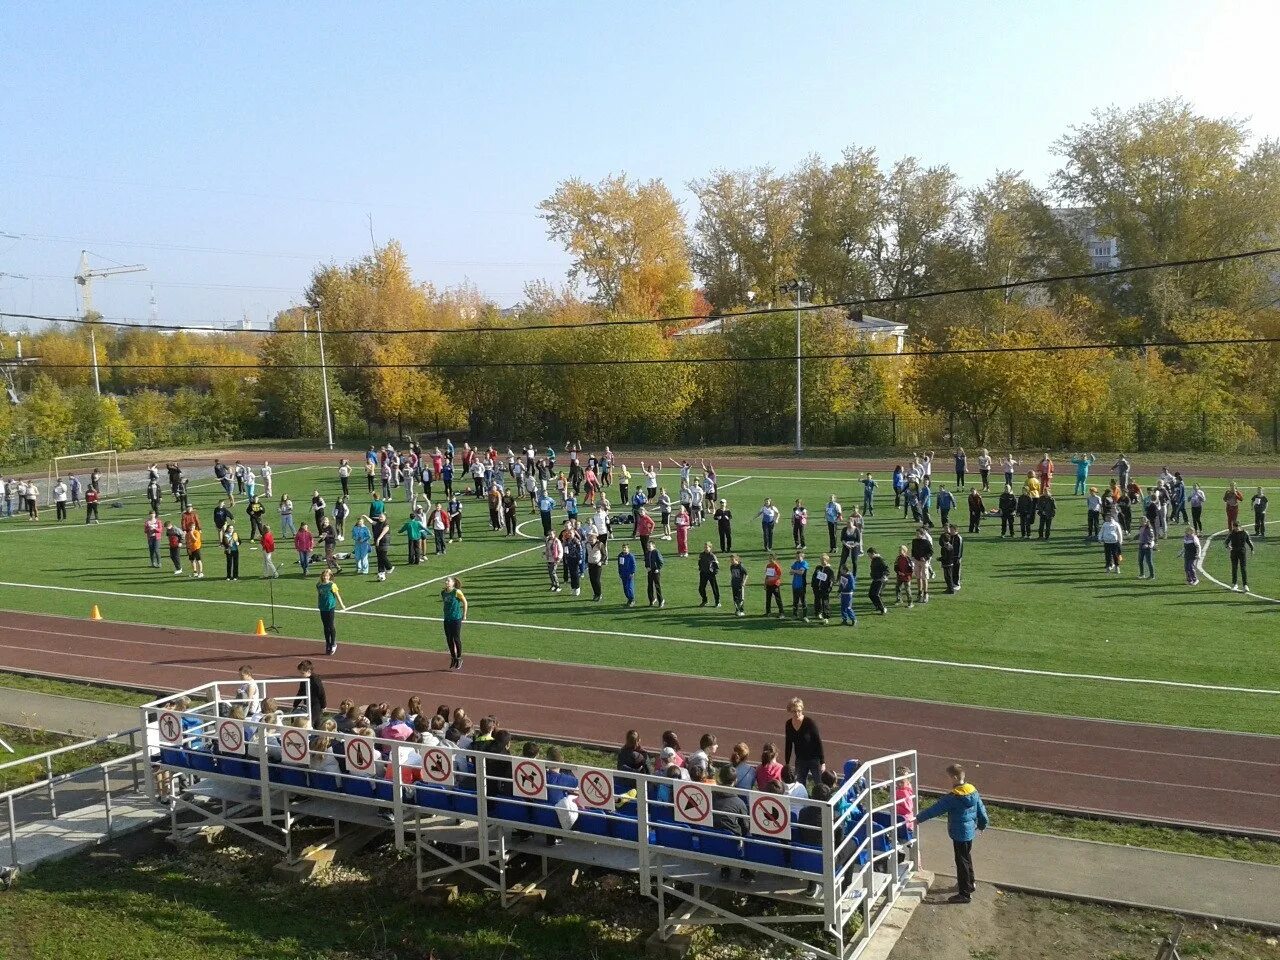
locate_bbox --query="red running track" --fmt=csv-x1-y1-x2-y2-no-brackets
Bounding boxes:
1,610,1277,836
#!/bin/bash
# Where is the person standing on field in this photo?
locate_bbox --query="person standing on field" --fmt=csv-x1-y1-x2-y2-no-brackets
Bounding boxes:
867,547,889,615
165,522,184,575
757,498,779,550
1251,487,1268,538
261,525,278,578
617,543,637,607
824,495,842,552
838,564,856,625
916,763,989,904
697,542,721,607
645,541,665,607
790,550,809,622
714,499,733,552
315,569,346,656
1070,453,1096,496
810,553,834,624
84,485,98,524
728,553,748,617
763,553,784,618
53,478,69,521
1226,521,1254,593
144,512,162,568
1223,482,1244,529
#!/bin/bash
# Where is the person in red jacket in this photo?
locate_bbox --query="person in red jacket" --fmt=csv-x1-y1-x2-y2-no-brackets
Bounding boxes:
635,506,655,558
261,526,279,579
85,486,100,524
763,553,783,618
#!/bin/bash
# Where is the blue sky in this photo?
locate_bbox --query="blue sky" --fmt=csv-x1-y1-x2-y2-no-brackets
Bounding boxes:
2,1,1277,328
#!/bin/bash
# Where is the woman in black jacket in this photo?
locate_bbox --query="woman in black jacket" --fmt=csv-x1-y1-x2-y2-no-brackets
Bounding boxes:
785,697,826,788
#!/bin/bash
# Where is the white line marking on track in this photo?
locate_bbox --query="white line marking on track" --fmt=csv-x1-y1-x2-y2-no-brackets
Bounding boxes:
1197,529,1280,604
0,636,1274,795
2,620,1271,765
0,580,314,614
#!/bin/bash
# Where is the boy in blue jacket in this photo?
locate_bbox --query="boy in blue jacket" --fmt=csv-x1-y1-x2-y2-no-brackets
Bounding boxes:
916,763,988,903
616,544,637,607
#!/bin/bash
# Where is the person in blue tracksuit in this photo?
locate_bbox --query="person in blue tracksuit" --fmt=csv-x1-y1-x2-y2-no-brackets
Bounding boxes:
916,763,989,903
616,543,637,607
837,565,856,626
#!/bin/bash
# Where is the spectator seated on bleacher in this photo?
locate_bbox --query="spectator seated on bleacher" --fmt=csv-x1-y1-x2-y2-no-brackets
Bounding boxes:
711,765,755,882
730,742,756,789
755,743,783,791
380,707,412,741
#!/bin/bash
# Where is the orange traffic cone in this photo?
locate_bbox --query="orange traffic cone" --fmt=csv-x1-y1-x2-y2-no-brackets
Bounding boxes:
90,605,102,621
254,619,267,636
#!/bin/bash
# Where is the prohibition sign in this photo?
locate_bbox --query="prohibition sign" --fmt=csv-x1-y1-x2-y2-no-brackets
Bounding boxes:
217,718,245,755
512,759,547,800
158,711,182,745
281,728,309,764
345,736,376,774
421,746,454,786
673,782,712,826
578,770,613,809
750,794,791,838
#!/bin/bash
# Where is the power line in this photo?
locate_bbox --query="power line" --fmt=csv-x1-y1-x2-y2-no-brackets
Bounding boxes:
12,334,1278,373
3,245,1278,337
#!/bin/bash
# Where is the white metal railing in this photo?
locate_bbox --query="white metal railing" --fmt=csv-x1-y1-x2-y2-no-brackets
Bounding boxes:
1,728,145,868
141,680,918,960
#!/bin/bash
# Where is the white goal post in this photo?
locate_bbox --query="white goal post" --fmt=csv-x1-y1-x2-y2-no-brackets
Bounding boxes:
46,450,121,505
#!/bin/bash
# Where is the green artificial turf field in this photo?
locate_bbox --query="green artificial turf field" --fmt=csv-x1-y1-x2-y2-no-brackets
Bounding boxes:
0,459,1276,734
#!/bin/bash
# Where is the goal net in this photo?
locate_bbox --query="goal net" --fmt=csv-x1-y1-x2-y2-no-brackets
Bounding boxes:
46,450,122,505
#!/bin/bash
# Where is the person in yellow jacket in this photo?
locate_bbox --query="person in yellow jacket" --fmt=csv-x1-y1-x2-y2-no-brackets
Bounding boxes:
1021,471,1041,499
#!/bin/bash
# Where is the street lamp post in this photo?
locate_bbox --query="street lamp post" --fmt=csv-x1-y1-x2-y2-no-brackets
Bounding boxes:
315,309,335,451
779,279,806,453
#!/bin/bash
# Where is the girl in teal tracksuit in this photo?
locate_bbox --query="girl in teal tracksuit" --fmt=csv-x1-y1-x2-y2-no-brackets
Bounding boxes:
917,764,989,903
351,517,372,574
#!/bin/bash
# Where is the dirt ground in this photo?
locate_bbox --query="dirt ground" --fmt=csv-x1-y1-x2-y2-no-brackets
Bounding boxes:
891,883,1280,960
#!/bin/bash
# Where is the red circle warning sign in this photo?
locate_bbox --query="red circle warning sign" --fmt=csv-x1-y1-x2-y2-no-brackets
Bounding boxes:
750,793,791,838
578,769,614,809
421,746,454,786
673,782,712,826
345,736,376,774
281,728,309,764
217,718,245,755
512,759,547,800
158,711,182,745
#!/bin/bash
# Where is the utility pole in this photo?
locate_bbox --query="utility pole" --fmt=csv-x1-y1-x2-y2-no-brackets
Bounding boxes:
780,279,806,453
316,309,335,450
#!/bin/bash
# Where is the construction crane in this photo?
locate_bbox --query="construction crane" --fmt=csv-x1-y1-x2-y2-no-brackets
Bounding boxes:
75,251,146,394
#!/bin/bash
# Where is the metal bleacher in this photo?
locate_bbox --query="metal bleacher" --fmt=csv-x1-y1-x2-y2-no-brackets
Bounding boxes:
142,679,921,960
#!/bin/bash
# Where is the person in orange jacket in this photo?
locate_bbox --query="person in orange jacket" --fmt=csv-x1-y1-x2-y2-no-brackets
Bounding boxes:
763,553,783,618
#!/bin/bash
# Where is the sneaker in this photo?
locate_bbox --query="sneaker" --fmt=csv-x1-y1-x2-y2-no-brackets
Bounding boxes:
573,588,580,596
174,569,182,576
802,617,810,623
387,566,395,575
736,610,744,618
658,600,666,608
699,601,707,607
378,573,386,582
1231,584,1239,592
713,602,721,608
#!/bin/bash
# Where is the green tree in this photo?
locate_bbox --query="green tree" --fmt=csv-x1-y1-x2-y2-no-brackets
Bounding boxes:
1053,98,1280,335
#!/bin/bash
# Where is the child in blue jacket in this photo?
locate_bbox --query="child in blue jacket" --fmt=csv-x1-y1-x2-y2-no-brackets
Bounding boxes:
916,763,988,904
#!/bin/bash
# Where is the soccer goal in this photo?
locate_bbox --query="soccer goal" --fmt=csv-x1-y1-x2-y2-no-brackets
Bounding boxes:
47,450,121,505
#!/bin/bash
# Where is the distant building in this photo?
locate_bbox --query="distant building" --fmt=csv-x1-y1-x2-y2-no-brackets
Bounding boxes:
1052,207,1120,269
673,305,908,353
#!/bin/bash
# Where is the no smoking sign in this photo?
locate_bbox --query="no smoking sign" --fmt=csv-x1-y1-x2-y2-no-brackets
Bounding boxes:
750,793,791,839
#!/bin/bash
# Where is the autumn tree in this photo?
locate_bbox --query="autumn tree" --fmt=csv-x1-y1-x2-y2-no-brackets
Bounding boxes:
540,174,694,318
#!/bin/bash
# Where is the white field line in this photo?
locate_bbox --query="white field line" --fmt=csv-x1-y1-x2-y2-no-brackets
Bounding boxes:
0,579,313,614
343,542,544,611
711,473,1267,491
344,609,1280,696
1197,529,1280,604
1,573,1277,696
